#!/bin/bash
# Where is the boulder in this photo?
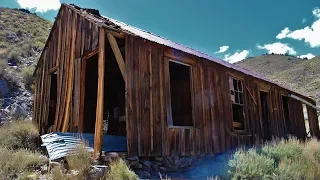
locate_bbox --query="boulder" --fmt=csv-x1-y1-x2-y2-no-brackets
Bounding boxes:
141,160,152,167
175,156,193,168
135,169,151,179
0,79,10,96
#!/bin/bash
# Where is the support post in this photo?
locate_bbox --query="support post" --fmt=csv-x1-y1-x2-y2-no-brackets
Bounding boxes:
94,27,105,159
107,32,127,83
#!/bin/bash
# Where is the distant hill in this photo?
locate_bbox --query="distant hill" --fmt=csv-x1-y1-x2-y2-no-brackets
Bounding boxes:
235,54,305,78
0,8,52,120
236,54,320,105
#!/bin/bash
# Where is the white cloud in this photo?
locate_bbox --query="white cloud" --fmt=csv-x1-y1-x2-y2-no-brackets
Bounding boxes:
257,42,297,55
276,27,290,39
312,7,320,18
215,46,229,53
224,50,249,63
298,53,315,59
17,0,61,13
276,7,320,48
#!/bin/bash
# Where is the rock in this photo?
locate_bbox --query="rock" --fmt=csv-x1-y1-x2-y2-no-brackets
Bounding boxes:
155,156,163,161
159,166,168,173
131,163,143,169
129,159,140,167
135,169,151,179
128,156,139,161
151,164,159,172
175,157,193,168
90,166,107,179
163,156,174,168
104,152,119,162
141,160,152,167
0,79,10,96
142,166,153,173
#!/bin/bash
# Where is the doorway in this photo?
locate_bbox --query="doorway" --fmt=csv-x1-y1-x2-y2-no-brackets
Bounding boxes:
47,72,57,131
83,54,98,133
260,91,271,140
82,37,126,137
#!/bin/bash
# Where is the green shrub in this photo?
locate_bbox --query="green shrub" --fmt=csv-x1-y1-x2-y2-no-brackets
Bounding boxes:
8,48,22,63
0,120,39,150
228,148,275,180
107,158,138,180
228,138,320,180
262,137,303,163
0,147,47,179
22,66,35,86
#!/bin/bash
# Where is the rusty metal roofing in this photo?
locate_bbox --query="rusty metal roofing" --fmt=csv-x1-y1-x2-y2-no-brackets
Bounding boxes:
65,4,311,100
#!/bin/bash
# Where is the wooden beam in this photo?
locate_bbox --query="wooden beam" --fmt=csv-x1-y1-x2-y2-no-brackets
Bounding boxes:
289,94,320,111
244,82,257,105
81,47,99,60
106,32,127,83
47,65,59,75
61,12,77,132
94,27,105,159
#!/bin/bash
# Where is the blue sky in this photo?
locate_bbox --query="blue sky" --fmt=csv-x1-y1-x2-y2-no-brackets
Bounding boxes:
1,0,320,63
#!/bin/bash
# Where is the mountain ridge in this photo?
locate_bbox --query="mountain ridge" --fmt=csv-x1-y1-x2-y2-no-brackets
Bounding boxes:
236,54,320,105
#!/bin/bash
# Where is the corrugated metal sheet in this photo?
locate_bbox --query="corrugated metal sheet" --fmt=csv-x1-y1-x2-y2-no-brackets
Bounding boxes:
41,133,127,160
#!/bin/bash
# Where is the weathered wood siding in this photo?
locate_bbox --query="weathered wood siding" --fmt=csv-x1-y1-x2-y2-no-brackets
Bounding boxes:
33,5,100,133
125,35,317,157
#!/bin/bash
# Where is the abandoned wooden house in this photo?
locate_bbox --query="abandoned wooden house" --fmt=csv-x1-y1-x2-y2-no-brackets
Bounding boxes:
33,3,320,159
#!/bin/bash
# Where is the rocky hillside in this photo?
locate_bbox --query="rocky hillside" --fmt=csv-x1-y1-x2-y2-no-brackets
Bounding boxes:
0,8,52,121
236,54,320,105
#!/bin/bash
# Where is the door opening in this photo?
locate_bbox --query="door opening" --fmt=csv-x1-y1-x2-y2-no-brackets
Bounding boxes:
83,54,98,133
47,72,57,131
260,91,271,140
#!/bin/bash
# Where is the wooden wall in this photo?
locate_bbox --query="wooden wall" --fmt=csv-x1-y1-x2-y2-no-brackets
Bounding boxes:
33,5,100,133
125,35,318,157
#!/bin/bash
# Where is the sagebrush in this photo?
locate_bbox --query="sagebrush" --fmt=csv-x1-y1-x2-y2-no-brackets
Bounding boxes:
228,138,320,180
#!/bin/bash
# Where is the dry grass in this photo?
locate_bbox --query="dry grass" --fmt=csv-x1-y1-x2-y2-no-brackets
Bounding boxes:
0,147,47,179
0,120,39,150
228,138,320,180
65,145,93,179
106,159,138,180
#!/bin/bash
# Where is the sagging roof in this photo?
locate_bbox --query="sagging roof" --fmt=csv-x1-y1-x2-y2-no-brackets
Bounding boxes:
51,4,314,103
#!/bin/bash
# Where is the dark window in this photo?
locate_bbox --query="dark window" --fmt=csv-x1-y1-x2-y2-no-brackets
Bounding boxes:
229,77,245,130
169,61,193,126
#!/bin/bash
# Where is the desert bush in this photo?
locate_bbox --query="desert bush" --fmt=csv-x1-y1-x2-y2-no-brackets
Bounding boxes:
228,138,320,180
228,148,275,180
106,158,138,180
0,120,39,150
66,145,92,179
8,47,22,64
262,137,303,163
0,147,47,179
22,66,35,86
276,157,319,180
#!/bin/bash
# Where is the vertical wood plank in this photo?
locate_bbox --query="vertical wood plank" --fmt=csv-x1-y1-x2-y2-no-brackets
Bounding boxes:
93,27,105,158
62,10,77,132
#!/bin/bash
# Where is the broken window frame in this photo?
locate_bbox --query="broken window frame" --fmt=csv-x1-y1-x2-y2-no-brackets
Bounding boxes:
229,75,246,131
165,57,196,129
